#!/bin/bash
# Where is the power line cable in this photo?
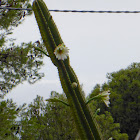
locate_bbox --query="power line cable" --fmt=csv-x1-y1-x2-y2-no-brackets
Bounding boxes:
0,7,32,11
0,6,140,13
49,9,140,13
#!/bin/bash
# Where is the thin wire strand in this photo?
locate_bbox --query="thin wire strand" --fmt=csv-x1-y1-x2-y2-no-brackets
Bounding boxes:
0,7,32,11
49,9,140,13
0,6,140,13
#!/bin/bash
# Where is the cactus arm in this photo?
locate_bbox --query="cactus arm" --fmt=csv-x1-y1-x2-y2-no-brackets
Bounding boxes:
58,62,95,139
33,1,94,139
32,0,102,139
65,65,102,139
34,0,63,46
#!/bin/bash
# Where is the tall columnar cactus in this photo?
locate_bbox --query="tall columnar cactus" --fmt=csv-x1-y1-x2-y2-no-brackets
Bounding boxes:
32,0,102,139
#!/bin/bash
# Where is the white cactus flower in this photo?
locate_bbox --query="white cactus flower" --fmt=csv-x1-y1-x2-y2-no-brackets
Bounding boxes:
100,90,110,107
54,43,69,60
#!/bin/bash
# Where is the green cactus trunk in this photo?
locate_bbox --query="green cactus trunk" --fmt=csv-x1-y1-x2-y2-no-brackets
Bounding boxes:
32,0,102,139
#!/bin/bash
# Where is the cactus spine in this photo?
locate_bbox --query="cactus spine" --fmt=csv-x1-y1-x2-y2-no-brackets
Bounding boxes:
32,0,102,139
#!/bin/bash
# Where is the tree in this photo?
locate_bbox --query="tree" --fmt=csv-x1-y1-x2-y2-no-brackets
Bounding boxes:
90,63,140,140
19,91,128,140
19,95,47,139
0,41,44,96
0,0,32,29
0,0,32,47
0,91,128,140
19,92,80,140
0,0,45,96
87,88,128,140
44,92,80,140
108,63,140,140
95,111,128,140
0,99,19,139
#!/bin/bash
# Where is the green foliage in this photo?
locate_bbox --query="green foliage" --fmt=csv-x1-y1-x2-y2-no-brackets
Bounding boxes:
0,0,33,49
0,0,45,97
19,93,80,140
0,36,5,47
0,92,129,140
45,92,80,140
0,3,45,139
0,0,32,30
108,63,140,140
90,63,140,140
0,41,44,96
95,112,128,140
17,92,128,140
0,99,19,139
87,96,128,140
19,95,47,139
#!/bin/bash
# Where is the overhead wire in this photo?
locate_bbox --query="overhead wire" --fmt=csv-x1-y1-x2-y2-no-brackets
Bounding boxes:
0,6,140,13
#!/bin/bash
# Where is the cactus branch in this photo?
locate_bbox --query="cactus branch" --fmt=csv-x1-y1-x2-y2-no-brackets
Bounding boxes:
32,0,102,139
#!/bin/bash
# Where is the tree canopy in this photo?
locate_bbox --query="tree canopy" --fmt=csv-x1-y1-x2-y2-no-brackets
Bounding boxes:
89,63,140,140
0,41,44,96
0,99,20,139
0,0,45,97
0,91,128,139
0,0,32,29
0,0,32,47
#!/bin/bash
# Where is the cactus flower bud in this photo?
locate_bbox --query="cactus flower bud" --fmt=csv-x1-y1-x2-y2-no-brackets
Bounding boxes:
72,82,78,88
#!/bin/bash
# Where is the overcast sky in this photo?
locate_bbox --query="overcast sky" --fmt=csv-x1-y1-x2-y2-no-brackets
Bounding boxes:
6,0,140,105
